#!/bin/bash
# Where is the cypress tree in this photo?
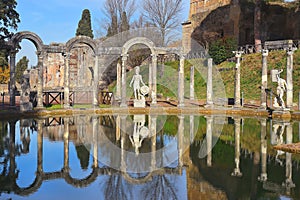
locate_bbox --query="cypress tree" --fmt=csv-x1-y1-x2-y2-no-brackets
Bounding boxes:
111,15,118,36
15,56,29,84
76,9,94,38
120,11,130,32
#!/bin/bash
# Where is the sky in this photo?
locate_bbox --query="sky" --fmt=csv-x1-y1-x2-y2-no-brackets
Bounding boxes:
15,0,190,66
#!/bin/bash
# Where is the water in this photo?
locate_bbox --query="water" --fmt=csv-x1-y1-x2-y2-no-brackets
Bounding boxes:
0,115,300,200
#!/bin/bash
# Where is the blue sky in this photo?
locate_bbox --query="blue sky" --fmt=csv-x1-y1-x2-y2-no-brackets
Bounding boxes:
15,0,190,66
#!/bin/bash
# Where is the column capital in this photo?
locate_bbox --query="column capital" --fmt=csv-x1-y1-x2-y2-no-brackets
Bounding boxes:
121,53,129,59
262,49,269,57
287,48,296,56
9,49,18,57
233,51,243,58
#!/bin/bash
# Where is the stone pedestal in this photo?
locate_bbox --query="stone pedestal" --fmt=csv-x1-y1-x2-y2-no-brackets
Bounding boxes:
134,99,146,108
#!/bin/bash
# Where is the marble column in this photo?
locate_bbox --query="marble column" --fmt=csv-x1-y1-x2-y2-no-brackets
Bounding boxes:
190,66,195,100
63,118,70,172
36,51,44,108
258,119,267,181
284,123,295,192
120,54,128,107
206,116,213,167
9,51,16,106
261,50,269,109
178,55,185,107
64,53,70,108
234,52,242,108
206,58,213,107
116,62,122,101
93,55,99,107
151,54,158,105
286,49,294,108
232,117,242,177
178,115,184,167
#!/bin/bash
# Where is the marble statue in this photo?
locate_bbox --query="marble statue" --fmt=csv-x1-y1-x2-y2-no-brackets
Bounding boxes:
130,66,149,107
273,69,287,108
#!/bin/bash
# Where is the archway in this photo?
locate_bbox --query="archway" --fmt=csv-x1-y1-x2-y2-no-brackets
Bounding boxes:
8,31,44,107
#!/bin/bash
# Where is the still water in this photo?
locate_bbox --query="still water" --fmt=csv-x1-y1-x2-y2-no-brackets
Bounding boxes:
0,115,300,200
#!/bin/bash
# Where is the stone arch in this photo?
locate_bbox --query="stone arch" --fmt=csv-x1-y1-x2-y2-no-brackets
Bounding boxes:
10,31,44,51
122,37,156,56
66,36,97,54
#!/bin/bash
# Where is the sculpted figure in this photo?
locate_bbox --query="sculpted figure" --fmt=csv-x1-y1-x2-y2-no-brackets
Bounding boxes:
273,69,287,108
130,66,146,100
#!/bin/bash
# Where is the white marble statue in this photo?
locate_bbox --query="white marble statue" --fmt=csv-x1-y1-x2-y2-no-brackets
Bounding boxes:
273,69,287,108
130,66,146,100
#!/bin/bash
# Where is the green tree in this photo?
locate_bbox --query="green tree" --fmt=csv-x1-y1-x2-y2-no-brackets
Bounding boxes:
0,0,20,40
209,37,237,64
15,56,29,84
76,9,94,38
120,11,129,32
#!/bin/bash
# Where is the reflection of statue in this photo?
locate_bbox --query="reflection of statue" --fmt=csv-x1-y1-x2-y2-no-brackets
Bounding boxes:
129,115,149,155
273,70,287,108
272,123,286,166
130,66,146,100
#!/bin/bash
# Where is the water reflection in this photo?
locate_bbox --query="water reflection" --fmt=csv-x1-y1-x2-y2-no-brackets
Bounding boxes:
0,115,300,199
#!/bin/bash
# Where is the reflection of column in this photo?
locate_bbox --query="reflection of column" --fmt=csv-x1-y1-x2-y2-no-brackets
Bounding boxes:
190,66,195,100
92,116,98,168
234,52,242,108
206,58,213,107
286,50,294,108
63,118,70,172
116,115,121,141
93,55,99,107
150,115,157,171
178,55,185,107
9,51,16,106
284,123,295,192
149,62,152,98
37,120,43,173
261,50,268,109
120,116,127,171
120,54,128,107
64,53,70,108
9,120,16,178
206,116,213,167
232,117,242,177
116,62,122,100
190,115,194,143
152,54,158,104
36,51,44,108
178,115,184,167
258,119,267,181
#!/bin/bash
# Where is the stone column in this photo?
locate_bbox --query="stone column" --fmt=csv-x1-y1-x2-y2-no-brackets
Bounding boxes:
206,116,213,167
284,123,295,191
148,62,152,97
232,117,242,177
120,54,128,107
37,120,43,173
93,55,99,107
286,49,294,109
206,58,213,107
151,54,158,105
178,115,184,167
234,52,242,108
9,51,17,106
190,66,195,100
64,53,70,108
261,50,269,109
63,118,70,172
258,119,267,181
178,55,185,107
36,51,44,108
116,61,122,101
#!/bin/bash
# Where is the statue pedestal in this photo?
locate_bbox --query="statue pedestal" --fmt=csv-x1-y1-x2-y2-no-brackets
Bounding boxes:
134,99,146,108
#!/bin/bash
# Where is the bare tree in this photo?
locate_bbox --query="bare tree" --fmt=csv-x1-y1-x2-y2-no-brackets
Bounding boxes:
102,0,136,36
142,0,183,45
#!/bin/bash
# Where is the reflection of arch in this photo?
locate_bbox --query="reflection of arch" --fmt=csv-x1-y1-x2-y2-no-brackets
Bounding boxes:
10,31,44,51
122,172,154,184
14,174,43,196
64,168,98,188
66,36,96,54
122,37,156,55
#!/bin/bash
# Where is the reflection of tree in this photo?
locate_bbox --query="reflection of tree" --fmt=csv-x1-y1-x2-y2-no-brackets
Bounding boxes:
103,174,131,200
75,144,90,170
142,175,177,200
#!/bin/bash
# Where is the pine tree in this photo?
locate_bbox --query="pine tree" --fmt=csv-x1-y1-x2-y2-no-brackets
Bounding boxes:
15,56,29,84
0,0,20,39
76,9,94,38
120,12,130,32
